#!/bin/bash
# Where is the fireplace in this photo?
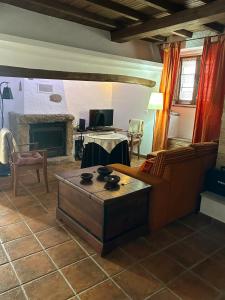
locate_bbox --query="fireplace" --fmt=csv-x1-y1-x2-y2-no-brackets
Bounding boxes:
8,113,74,161
29,122,67,157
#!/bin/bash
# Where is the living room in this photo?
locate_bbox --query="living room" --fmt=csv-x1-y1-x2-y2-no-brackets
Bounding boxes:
0,1,225,300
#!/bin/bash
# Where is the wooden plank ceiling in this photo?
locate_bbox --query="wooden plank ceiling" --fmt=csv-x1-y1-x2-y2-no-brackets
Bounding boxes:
1,0,225,43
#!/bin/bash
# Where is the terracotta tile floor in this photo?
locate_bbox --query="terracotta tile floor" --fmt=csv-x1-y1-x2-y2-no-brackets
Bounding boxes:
0,160,225,299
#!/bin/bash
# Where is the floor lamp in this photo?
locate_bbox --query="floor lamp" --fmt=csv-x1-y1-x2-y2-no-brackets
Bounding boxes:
0,82,14,176
148,92,164,151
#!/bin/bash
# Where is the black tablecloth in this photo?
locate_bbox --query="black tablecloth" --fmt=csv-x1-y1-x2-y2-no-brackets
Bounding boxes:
81,140,130,168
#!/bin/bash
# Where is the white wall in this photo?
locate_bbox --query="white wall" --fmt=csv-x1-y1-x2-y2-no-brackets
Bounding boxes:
171,105,196,140
111,83,156,155
0,3,161,62
0,76,24,128
63,81,112,125
23,79,68,114
2,77,162,156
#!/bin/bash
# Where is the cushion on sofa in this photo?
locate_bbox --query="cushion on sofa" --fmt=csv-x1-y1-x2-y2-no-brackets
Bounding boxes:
139,158,155,173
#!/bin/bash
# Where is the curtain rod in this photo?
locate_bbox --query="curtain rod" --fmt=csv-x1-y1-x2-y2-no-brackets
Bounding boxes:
159,32,225,46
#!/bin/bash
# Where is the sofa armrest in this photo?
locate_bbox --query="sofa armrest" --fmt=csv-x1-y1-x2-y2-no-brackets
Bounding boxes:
109,163,166,186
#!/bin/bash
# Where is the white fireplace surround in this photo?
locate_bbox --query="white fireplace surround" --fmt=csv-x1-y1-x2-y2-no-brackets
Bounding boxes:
8,112,74,160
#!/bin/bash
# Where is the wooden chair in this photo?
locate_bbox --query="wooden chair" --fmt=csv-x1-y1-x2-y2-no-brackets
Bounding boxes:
128,119,144,160
4,130,49,196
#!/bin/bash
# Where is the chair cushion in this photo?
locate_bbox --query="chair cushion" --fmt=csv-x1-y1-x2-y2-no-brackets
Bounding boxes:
139,158,155,173
16,152,43,166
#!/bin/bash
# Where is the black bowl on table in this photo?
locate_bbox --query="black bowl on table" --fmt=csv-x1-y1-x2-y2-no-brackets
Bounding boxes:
104,175,120,190
97,166,113,177
80,173,93,183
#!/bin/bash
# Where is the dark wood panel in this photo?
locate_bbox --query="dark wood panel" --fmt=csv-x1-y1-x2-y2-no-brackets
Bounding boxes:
140,0,224,33
59,182,103,239
85,0,148,21
0,66,156,88
57,208,104,253
56,166,151,255
1,0,117,30
57,208,148,256
104,190,148,240
111,0,225,42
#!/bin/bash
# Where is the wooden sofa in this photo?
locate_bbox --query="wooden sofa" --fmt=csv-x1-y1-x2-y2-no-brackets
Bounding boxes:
110,142,218,231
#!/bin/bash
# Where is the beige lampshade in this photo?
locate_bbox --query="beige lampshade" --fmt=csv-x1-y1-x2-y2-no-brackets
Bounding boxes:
148,92,164,110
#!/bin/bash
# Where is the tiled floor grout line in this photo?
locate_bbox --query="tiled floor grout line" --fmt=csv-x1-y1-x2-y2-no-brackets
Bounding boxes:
19,182,49,213
22,220,78,298
107,226,225,298
61,224,132,299
140,241,225,295
2,183,185,300
165,287,183,300
1,186,80,298
1,174,225,299
1,242,29,300
76,278,110,299
144,286,182,300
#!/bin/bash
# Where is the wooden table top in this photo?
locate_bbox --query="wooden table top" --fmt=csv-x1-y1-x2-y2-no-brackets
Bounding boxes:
55,166,151,204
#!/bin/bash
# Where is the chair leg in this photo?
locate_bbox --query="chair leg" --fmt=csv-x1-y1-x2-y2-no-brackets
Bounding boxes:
138,143,140,159
130,142,133,161
43,166,49,193
10,165,14,190
36,169,40,183
13,167,18,197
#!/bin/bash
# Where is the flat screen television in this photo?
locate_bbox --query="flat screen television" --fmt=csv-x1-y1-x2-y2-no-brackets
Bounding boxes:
89,109,114,127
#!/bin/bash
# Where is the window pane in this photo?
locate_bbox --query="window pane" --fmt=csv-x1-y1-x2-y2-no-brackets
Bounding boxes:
181,59,197,75
179,87,194,100
180,74,195,87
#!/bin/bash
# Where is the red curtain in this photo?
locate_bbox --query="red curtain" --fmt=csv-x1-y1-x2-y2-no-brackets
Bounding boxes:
152,42,181,151
193,35,225,142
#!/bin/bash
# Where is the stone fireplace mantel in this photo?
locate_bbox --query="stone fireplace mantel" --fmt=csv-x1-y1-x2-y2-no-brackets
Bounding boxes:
10,113,74,125
9,113,74,160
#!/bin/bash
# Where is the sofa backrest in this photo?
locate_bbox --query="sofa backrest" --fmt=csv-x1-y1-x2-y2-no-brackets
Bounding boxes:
151,146,196,177
190,142,218,172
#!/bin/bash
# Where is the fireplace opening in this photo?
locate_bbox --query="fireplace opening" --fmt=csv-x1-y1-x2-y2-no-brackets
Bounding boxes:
29,122,67,157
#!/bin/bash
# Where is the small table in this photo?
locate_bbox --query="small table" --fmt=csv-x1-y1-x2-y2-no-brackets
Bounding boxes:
83,133,128,153
55,166,151,255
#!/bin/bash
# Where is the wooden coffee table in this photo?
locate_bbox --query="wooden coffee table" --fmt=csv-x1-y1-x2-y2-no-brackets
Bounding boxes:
55,166,151,256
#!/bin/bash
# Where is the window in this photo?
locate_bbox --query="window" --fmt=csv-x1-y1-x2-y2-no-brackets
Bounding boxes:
174,56,201,105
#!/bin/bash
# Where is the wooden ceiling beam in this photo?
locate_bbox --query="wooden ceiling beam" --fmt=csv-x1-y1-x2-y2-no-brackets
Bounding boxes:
0,65,156,88
86,0,193,42
85,0,147,21
203,21,225,33
140,0,224,33
172,29,193,38
1,0,117,30
111,0,225,42
143,36,166,43
141,0,185,12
